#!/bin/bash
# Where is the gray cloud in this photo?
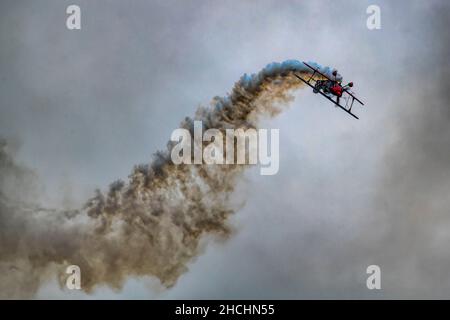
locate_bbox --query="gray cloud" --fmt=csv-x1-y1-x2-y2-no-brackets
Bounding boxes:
1,0,449,298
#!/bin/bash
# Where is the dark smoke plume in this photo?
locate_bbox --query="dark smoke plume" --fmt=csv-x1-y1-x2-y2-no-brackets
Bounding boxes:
0,60,337,298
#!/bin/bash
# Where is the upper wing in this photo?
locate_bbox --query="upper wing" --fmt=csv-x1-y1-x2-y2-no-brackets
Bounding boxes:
302,62,337,82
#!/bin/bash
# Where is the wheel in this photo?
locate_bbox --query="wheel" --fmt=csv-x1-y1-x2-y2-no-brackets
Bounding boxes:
313,81,321,93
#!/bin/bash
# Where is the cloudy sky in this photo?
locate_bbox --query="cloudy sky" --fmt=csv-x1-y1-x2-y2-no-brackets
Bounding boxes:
1,0,449,298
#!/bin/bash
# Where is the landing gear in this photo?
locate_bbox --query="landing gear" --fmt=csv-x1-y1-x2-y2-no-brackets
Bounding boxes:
313,81,322,93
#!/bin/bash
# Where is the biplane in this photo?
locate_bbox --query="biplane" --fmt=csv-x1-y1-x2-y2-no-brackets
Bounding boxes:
294,62,364,119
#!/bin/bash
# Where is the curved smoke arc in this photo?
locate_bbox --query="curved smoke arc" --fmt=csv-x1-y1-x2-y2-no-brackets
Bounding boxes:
0,60,339,297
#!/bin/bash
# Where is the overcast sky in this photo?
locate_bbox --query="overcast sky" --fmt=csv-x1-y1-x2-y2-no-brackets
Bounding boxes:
1,0,450,299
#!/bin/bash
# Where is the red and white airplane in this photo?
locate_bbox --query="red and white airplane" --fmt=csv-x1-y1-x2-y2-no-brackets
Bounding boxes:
295,62,364,119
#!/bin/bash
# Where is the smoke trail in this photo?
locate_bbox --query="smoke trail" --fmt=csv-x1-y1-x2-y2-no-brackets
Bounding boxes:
0,60,339,297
